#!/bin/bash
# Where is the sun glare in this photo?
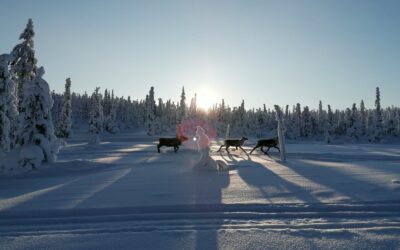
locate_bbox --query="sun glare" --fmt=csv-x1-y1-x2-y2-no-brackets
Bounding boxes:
196,88,217,110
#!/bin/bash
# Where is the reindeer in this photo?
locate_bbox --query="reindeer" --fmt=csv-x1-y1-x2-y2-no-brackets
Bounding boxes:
249,137,280,155
217,137,248,154
157,135,189,153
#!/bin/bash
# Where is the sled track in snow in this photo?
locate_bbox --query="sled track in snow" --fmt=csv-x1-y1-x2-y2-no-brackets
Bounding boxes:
1,202,400,236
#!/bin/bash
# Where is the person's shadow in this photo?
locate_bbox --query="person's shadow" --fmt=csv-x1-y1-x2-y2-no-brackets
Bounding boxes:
185,128,231,250
172,151,229,250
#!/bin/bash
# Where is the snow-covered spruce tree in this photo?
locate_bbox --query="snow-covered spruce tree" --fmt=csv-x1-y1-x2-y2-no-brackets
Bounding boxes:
88,87,104,144
395,109,400,137
177,87,186,124
10,19,37,112
239,100,247,136
384,107,397,137
262,104,271,137
301,106,312,137
165,100,175,131
231,100,246,137
73,91,90,124
256,108,266,138
359,100,367,137
346,103,362,140
285,105,290,119
126,96,138,129
292,103,301,139
18,67,58,167
0,54,18,152
318,100,325,136
217,99,229,137
82,91,90,122
103,89,111,117
274,105,286,161
189,93,197,118
136,99,146,129
334,110,346,136
104,90,118,133
370,87,383,142
325,104,334,143
154,98,165,135
51,91,62,129
109,100,118,132
145,87,156,136
115,96,126,127
56,78,73,138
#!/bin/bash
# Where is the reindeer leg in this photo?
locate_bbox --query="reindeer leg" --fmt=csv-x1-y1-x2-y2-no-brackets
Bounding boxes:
274,146,280,152
157,144,161,153
249,146,258,155
217,145,224,152
226,145,231,154
239,146,248,155
174,146,179,153
260,146,267,154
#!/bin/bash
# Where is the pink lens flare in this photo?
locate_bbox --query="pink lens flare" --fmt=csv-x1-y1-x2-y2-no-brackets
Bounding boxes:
176,118,217,150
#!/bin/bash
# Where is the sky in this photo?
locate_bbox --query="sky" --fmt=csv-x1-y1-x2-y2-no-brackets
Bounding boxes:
1,0,399,110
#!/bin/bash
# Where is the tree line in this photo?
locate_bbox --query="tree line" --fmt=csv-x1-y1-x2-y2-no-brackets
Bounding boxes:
52,84,398,143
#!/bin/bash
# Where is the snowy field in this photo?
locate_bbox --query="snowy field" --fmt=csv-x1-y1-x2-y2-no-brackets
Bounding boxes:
1,132,400,249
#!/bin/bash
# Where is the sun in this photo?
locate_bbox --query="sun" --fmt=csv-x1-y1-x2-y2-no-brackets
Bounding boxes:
196,88,217,110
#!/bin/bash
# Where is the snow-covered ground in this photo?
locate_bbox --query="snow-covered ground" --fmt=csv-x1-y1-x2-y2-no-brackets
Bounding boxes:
1,132,400,249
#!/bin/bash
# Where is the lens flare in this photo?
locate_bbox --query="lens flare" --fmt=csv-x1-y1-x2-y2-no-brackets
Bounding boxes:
176,118,217,150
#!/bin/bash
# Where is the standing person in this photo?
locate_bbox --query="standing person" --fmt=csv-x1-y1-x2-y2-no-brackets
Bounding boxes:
194,126,215,170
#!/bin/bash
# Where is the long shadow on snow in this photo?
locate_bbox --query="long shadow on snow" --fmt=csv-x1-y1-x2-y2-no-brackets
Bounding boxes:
280,158,398,203
230,153,321,204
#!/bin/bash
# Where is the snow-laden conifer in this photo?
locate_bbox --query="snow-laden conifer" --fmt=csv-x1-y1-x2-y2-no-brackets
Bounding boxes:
56,78,73,138
217,99,229,137
0,54,18,152
346,103,363,140
18,67,58,166
359,100,367,136
145,87,156,136
177,87,186,124
293,103,301,139
318,100,325,135
232,100,246,136
302,106,312,137
325,105,334,143
88,87,103,144
10,19,37,111
104,90,118,133
370,87,383,142
385,108,396,137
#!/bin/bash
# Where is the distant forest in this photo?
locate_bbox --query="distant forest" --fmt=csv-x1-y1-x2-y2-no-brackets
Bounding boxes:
51,84,399,144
